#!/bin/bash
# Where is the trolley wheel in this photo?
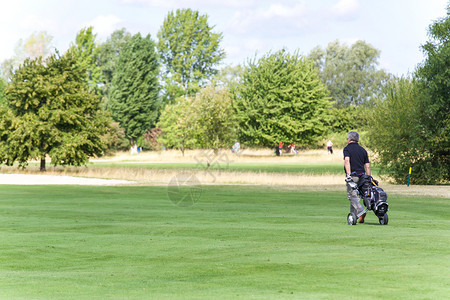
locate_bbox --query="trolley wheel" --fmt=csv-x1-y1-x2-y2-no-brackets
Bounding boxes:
347,212,357,225
379,213,388,225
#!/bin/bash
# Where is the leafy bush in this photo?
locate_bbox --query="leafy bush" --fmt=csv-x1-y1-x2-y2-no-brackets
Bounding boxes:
367,78,447,184
139,128,163,151
233,49,331,147
367,7,449,185
157,96,197,155
101,122,129,154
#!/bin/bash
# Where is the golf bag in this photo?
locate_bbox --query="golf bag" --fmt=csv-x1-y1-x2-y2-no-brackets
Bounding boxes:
347,173,389,225
357,174,389,218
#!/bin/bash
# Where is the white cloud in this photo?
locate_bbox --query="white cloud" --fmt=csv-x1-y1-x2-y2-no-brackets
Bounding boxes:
331,0,360,18
242,38,269,53
20,14,58,32
85,15,123,40
263,2,307,19
227,2,308,35
121,0,256,9
339,37,360,46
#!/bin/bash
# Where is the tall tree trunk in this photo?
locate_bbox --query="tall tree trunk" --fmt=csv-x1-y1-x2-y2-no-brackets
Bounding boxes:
40,156,46,172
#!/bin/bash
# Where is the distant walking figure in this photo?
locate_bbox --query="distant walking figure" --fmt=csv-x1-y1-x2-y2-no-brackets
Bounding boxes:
231,141,240,153
327,140,333,154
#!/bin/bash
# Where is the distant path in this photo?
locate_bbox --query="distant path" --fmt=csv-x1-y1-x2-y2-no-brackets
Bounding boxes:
0,174,130,186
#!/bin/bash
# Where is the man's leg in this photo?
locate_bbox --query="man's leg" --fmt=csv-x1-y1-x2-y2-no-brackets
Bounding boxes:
348,181,366,223
347,184,362,213
347,182,365,223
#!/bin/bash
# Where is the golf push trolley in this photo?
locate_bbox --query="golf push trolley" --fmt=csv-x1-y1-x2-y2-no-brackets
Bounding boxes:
347,174,389,225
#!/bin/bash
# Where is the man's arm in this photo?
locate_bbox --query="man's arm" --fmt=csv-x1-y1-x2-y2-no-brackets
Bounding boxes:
365,163,371,176
344,157,351,175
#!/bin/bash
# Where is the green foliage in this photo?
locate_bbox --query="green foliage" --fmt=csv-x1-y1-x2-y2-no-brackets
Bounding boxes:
97,28,132,109
158,87,235,154
0,51,110,170
212,64,244,91
308,40,390,108
100,122,128,154
415,5,450,182
138,128,163,151
157,8,225,102
190,87,236,152
320,131,350,149
157,96,196,155
367,78,436,184
70,27,103,93
0,77,6,104
327,106,367,133
368,6,449,185
109,33,160,141
233,49,331,147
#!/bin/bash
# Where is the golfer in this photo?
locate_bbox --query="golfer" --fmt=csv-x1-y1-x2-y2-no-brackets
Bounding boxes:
327,140,333,154
343,131,371,223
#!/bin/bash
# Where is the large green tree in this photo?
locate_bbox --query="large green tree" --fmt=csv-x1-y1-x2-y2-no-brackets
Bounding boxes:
415,5,449,182
190,86,235,152
367,78,423,183
109,33,160,141
368,4,449,184
70,27,102,92
97,28,132,109
157,8,225,102
158,86,236,154
233,50,331,147
308,40,389,108
0,50,110,171
157,96,196,156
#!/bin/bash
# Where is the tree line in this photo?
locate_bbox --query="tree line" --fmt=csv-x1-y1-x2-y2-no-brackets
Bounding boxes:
0,6,448,184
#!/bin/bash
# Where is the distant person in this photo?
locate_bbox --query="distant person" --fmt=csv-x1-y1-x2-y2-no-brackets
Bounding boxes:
131,143,138,155
231,141,240,153
290,144,298,154
278,142,283,156
344,131,371,224
327,140,333,154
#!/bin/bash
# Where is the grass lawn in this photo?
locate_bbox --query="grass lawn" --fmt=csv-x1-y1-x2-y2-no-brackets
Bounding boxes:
0,185,448,299
89,161,380,176
91,161,345,174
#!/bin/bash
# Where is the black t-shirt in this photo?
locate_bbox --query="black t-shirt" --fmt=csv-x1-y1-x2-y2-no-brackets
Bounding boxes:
343,142,369,174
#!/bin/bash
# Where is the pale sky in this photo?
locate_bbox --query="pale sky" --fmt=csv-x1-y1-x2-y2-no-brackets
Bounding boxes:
0,0,448,76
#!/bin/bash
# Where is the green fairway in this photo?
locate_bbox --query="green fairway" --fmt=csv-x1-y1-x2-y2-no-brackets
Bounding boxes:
0,185,448,299
89,161,376,175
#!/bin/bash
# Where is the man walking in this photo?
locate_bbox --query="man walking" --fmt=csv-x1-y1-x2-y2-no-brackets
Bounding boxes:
327,140,333,154
344,131,371,223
